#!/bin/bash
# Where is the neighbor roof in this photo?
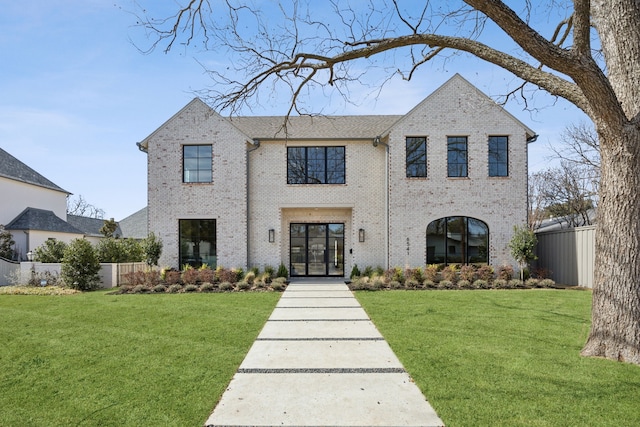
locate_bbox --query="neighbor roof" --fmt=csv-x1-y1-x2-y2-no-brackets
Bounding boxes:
67,215,123,238
6,207,83,234
119,207,148,240
0,147,70,194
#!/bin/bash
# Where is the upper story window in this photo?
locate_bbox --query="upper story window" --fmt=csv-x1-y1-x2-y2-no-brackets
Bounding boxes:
183,145,212,183
447,136,468,177
406,137,427,178
488,136,509,177
287,146,345,184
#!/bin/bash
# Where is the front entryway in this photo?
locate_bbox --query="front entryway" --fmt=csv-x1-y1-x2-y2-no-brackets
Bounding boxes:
290,223,344,276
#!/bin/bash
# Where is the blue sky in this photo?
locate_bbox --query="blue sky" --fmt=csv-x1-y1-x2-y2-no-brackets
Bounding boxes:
1,1,588,221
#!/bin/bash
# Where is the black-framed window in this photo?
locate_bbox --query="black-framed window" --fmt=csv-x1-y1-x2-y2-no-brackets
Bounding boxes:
406,137,427,177
488,136,509,177
447,136,468,177
183,145,212,183
179,219,216,268
426,216,488,265
287,146,345,184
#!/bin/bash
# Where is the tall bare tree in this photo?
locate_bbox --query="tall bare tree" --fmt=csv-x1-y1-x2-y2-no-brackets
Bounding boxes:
530,162,596,230
136,1,640,364
67,195,105,219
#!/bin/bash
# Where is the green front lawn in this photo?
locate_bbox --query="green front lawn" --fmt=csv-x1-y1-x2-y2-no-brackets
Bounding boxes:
0,291,280,427
356,289,640,427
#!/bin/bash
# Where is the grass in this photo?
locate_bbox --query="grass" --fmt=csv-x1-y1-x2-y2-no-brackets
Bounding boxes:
356,289,640,427
0,290,280,427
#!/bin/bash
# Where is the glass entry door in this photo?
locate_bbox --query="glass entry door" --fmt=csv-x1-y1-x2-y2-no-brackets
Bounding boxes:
290,223,344,276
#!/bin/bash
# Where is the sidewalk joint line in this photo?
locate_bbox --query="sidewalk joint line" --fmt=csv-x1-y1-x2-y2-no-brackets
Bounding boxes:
268,319,370,322
236,368,406,374
255,337,384,341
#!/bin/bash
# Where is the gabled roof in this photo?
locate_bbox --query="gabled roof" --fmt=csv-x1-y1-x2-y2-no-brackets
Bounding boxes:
384,73,536,139
67,215,122,238
119,207,148,240
137,73,535,148
5,207,83,234
0,147,70,194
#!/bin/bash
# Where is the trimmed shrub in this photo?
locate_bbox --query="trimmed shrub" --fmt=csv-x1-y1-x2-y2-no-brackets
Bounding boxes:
423,279,437,289
459,265,477,283
236,281,251,291
497,265,514,281
473,279,489,289
198,267,215,284
219,281,234,291
441,265,458,283
493,279,508,289
476,265,495,281
167,284,183,293
182,266,199,285
61,238,101,291
424,264,440,282
509,279,525,288
438,280,455,289
350,264,361,279
405,278,421,289
457,279,472,289
525,278,540,288
184,284,198,292
540,278,556,288
200,282,215,292
152,284,167,293
132,284,148,294
33,239,67,263
276,263,289,278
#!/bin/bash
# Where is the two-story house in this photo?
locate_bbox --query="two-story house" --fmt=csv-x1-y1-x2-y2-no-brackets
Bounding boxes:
138,74,535,277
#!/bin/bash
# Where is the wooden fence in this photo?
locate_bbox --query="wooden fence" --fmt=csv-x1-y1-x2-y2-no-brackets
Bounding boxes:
535,225,596,288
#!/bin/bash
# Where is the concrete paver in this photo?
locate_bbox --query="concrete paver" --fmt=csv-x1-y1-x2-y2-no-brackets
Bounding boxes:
204,279,444,427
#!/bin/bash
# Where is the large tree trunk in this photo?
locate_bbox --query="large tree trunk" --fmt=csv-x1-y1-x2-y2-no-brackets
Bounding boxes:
581,0,640,364
581,127,640,364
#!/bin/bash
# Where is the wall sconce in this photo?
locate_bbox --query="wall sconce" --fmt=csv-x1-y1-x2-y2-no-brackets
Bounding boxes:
359,228,365,242
268,229,275,243
26,251,33,261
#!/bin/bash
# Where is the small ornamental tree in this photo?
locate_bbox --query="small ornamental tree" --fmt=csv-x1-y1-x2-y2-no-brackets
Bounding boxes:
33,239,67,263
143,232,163,266
508,225,538,281
61,238,101,291
0,225,15,260
99,218,118,238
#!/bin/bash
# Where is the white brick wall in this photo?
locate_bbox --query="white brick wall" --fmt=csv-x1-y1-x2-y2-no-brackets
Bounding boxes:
248,139,387,275
386,75,528,269
143,75,531,274
145,99,248,269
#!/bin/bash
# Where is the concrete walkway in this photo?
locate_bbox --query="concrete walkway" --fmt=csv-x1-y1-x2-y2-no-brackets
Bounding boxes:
205,278,444,427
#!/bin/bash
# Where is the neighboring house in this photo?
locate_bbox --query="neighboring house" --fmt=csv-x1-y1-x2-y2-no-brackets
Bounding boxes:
119,207,148,240
67,215,123,244
138,74,536,277
0,147,117,259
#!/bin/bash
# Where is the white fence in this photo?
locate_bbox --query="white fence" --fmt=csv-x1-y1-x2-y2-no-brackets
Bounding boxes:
535,225,596,288
7,262,148,288
0,258,20,286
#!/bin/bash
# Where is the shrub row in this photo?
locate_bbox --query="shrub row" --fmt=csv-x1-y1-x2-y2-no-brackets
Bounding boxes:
115,265,289,294
348,264,556,291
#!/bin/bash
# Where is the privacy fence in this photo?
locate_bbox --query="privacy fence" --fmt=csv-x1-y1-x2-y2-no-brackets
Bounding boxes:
535,225,596,288
0,262,148,288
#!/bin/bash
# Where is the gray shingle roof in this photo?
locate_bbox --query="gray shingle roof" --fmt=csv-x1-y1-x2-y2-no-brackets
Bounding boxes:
230,115,402,140
119,207,148,240
67,215,123,238
0,147,69,194
5,208,83,234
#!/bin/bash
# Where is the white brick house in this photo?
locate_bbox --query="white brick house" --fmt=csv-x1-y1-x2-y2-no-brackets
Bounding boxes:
138,74,535,276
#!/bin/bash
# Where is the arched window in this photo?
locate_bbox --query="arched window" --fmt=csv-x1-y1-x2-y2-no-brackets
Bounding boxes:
426,217,488,265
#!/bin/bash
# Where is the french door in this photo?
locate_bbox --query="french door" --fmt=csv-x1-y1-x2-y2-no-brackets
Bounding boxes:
290,223,344,276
